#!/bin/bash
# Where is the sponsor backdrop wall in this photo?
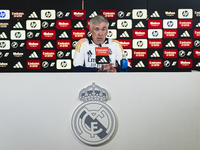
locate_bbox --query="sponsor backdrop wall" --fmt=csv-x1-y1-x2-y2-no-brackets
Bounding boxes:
1,0,200,72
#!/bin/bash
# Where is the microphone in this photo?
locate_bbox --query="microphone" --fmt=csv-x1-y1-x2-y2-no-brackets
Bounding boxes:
98,43,105,71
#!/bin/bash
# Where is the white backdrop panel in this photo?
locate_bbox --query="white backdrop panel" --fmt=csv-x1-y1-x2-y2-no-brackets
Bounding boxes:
0,73,199,150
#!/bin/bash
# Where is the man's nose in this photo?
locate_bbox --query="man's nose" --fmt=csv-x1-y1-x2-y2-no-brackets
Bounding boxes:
98,30,103,35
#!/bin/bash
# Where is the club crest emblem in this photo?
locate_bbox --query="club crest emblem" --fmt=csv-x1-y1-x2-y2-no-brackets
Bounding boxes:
71,83,117,145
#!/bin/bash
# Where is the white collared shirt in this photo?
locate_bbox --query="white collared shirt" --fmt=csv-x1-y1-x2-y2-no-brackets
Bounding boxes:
73,37,124,68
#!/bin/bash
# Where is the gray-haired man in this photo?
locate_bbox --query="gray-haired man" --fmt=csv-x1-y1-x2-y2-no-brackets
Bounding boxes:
73,15,130,72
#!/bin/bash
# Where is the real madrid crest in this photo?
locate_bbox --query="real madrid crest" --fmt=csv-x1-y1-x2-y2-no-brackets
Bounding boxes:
71,83,117,145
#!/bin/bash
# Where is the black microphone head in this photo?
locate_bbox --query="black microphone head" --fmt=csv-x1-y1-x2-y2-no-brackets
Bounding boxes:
99,43,102,47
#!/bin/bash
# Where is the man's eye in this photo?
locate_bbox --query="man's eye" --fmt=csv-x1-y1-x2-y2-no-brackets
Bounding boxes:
95,28,99,31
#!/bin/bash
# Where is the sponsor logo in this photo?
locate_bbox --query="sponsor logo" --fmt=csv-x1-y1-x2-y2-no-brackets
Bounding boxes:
57,40,71,49
178,39,193,48
163,49,177,58
102,10,116,19
0,52,7,58
95,47,109,56
178,59,193,68
148,39,162,49
72,30,86,39
118,11,125,18
89,11,98,18
110,22,116,27
133,49,147,58
59,31,68,38
148,59,162,68
179,50,186,57
150,51,160,57
132,9,147,19
180,30,190,37
26,40,41,49
74,21,84,28
106,29,117,39
133,39,147,49
29,51,38,58
150,11,160,17
193,29,200,38
28,11,38,18
41,61,49,68
195,62,200,67
0,40,10,50
135,61,145,67
44,41,53,48
42,50,56,59
166,40,175,47
0,32,7,38
56,20,71,29
65,12,70,17
194,40,200,47
0,62,8,67
165,11,176,17
163,19,178,29
117,19,132,29
41,30,56,39
163,29,177,38
57,11,64,18
41,10,56,20
178,20,192,28
11,10,25,19
13,52,24,57
13,62,23,68
10,30,26,40
194,11,200,17
71,83,116,145
148,29,163,39
97,56,109,64
71,10,86,19
164,60,172,67
118,39,132,49
0,10,10,20
132,29,147,38
26,20,41,30
27,60,41,69
120,31,129,38
178,9,193,19
13,22,23,28
148,20,162,28
0,22,9,29
135,21,145,28
193,49,200,58
56,59,71,69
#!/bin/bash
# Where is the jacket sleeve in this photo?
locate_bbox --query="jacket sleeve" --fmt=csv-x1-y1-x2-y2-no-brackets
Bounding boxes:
73,39,87,67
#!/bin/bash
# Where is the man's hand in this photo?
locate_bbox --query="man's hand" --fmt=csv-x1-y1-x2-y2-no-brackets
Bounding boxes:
102,63,117,72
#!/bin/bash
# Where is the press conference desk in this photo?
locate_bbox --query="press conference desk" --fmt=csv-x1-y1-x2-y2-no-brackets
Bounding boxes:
0,73,199,150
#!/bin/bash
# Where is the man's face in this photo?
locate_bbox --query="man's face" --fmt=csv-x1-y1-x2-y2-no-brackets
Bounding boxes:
90,21,108,45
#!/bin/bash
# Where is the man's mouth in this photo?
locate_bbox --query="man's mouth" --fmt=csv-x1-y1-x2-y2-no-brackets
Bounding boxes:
97,37,102,40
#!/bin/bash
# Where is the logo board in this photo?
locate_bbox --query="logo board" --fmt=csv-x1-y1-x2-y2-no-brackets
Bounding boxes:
71,83,116,145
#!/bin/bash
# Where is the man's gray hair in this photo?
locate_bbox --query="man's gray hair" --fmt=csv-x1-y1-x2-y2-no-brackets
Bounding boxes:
90,15,109,30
